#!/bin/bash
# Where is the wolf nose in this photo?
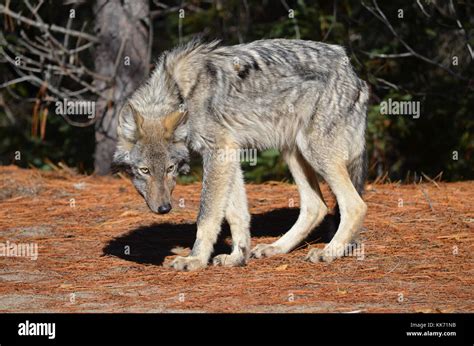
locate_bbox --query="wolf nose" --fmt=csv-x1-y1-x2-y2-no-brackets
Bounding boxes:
158,203,172,214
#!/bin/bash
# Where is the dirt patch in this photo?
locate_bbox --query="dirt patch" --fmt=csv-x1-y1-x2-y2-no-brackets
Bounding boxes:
0,165,472,312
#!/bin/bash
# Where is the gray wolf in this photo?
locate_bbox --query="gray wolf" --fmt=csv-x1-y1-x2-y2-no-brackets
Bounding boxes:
113,38,369,271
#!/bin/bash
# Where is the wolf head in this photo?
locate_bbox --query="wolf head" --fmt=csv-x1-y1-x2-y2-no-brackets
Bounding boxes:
113,103,190,214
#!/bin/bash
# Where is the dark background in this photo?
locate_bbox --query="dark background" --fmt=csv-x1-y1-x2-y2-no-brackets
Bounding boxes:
0,0,472,182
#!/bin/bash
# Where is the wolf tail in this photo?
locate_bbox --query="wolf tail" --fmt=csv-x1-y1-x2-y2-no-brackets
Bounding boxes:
348,79,369,197
348,148,368,197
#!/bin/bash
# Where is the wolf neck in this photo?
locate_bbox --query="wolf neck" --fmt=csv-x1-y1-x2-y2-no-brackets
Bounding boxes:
131,61,183,117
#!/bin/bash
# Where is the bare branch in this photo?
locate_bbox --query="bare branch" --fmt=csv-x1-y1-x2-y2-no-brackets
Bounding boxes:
20,30,50,54
24,0,45,24
151,5,182,19
0,93,16,124
0,76,32,89
375,77,400,90
416,0,431,18
1,47,42,73
112,36,128,79
449,0,474,60
360,50,414,59
362,0,468,80
0,4,99,43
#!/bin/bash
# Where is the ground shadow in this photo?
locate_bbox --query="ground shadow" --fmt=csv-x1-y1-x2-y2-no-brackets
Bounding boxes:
102,208,339,265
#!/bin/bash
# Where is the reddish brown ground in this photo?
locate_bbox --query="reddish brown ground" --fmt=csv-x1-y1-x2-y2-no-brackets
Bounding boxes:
0,165,472,312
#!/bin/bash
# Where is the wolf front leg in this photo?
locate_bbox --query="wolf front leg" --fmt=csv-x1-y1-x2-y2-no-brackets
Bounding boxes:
213,166,251,267
169,147,239,271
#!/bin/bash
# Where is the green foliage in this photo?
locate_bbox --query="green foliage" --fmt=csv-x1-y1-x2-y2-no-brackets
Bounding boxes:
0,105,95,172
242,149,290,183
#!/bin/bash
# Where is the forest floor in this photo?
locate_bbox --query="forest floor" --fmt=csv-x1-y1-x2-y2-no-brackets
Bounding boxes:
0,165,472,313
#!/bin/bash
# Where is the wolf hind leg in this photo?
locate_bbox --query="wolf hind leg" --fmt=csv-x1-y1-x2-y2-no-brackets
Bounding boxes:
250,149,328,259
213,166,251,267
299,146,367,263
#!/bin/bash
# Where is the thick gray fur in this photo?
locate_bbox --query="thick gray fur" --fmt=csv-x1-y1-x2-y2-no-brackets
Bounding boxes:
114,38,369,270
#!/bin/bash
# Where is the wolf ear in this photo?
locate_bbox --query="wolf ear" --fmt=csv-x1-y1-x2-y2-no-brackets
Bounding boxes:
112,149,132,173
162,110,188,141
117,103,144,147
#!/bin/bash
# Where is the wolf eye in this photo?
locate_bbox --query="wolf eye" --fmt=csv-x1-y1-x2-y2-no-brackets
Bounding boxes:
167,164,175,173
139,167,150,175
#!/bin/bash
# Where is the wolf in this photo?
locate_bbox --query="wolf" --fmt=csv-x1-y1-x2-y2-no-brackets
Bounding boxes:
113,39,369,271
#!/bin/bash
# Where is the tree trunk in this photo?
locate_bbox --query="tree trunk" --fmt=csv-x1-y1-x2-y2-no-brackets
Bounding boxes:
93,0,150,175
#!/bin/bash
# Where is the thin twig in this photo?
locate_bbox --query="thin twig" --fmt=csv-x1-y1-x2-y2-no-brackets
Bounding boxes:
449,0,474,60
420,187,435,212
362,0,468,80
375,77,400,90
0,76,32,88
416,0,430,18
421,172,440,189
0,4,99,43
360,50,413,59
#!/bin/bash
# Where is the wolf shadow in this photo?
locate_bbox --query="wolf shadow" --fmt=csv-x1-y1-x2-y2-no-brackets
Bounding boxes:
102,208,338,265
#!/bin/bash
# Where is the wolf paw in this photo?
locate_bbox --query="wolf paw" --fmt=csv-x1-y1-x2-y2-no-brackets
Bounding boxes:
250,244,284,259
305,247,339,263
168,256,207,271
212,253,246,267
